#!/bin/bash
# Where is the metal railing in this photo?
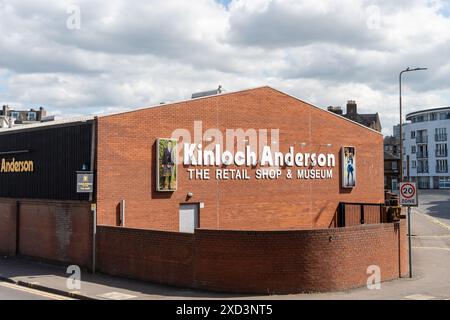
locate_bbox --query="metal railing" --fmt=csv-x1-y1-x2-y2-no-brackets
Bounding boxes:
416,151,428,158
417,167,429,173
435,134,447,142
436,150,448,157
416,135,428,143
436,167,448,173
335,202,385,228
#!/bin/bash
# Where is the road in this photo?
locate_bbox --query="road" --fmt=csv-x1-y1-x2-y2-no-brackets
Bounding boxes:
0,281,71,300
415,189,450,229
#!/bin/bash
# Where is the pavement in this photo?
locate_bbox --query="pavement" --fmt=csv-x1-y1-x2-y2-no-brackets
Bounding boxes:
0,281,72,300
0,190,449,300
0,257,243,300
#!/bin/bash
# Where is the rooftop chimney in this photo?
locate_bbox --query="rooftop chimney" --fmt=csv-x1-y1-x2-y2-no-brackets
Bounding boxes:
39,106,46,118
2,105,9,116
346,100,357,119
327,106,343,115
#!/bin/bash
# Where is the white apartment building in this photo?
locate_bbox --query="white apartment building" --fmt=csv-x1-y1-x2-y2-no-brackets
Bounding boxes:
402,107,450,189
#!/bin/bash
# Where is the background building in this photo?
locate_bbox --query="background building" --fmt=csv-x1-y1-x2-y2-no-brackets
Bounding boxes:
402,107,450,189
384,140,400,192
0,105,54,129
384,126,401,191
393,124,401,140
327,100,382,132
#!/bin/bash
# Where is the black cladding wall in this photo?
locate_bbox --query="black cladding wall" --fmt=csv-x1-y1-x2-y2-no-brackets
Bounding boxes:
0,121,93,201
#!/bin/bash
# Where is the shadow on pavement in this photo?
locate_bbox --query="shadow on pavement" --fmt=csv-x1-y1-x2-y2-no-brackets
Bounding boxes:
0,256,248,299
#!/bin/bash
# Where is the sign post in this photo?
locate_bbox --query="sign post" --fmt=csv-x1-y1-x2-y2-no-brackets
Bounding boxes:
76,171,95,273
399,182,418,278
91,203,97,274
76,171,94,193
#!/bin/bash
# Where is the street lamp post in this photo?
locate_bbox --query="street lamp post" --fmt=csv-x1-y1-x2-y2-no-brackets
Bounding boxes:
398,66,427,279
399,67,427,183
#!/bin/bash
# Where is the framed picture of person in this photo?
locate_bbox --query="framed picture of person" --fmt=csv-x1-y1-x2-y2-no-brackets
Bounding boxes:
341,146,356,188
156,138,178,192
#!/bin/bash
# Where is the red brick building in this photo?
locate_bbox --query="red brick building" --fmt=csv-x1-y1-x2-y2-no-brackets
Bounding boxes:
96,86,384,231
0,86,407,294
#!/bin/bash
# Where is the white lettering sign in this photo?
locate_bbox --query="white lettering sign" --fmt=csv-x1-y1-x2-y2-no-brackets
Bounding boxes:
183,143,335,181
183,144,335,168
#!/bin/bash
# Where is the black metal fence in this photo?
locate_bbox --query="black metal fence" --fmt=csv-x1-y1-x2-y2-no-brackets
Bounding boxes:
335,202,386,228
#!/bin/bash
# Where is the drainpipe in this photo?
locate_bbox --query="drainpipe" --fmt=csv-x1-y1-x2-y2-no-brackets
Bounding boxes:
90,118,97,274
15,201,20,256
92,204,97,274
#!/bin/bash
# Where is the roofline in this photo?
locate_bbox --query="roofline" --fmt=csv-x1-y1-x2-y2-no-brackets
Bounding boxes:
98,85,383,135
0,116,95,135
406,106,450,120
267,87,383,135
97,86,271,118
0,86,270,133
0,85,382,136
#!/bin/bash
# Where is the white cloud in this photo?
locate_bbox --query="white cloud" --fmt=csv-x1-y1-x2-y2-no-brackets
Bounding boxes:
0,0,449,135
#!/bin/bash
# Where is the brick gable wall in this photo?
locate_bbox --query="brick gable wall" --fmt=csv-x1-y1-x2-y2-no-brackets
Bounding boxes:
97,87,384,231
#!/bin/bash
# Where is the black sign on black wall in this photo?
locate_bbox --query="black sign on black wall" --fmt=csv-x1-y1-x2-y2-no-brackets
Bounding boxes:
0,121,94,201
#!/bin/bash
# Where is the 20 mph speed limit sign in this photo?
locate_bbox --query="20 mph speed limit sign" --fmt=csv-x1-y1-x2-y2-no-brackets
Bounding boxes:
399,182,418,207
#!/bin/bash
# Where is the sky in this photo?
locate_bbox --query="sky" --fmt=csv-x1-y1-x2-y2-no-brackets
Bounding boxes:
1,0,450,136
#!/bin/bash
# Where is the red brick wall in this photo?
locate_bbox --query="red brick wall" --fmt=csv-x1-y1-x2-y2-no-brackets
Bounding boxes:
96,227,194,287
0,199,17,255
96,221,408,294
0,199,93,268
96,87,384,231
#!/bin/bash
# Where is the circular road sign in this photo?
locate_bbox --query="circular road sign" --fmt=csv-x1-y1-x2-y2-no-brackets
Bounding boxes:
400,182,416,199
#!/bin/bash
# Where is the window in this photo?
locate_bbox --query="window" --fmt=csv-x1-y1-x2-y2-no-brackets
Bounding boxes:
415,115,426,122
439,177,450,189
416,130,428,143
10,112,19,119
418,160,428,173
411,131,416,139
411,146,416,154
27,112,37,121
439,112,450,120
436,128,446,135
418,177,430,189
436,143,448,157
436,160,448,173
392,179,398,190
412,160,417,169
430,113,437,121
417,144,428,158
392,162,398,170
435,128,447,142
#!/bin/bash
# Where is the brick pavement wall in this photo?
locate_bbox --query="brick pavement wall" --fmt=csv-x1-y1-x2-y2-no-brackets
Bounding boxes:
0,199,93,268
0,199,17,255
96,86,384,231
96,226,194,287
96,221,407,294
